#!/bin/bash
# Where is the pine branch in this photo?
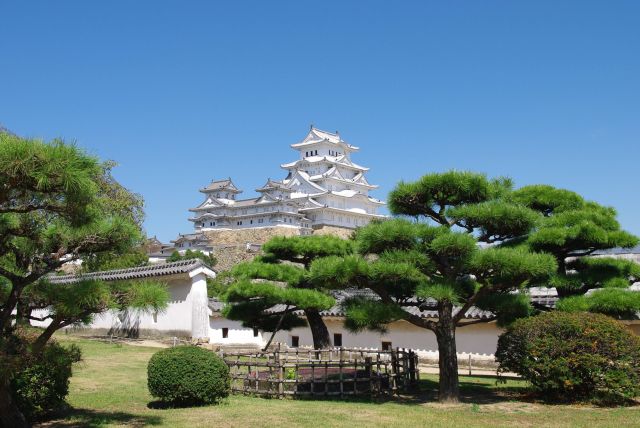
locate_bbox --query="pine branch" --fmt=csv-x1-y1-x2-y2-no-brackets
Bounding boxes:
452,284,496,324
456,316,497,327
0,203,66,214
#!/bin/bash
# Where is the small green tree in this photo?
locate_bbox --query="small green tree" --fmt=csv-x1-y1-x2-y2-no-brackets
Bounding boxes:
222,235,352,349
167,249,217,267
310,172,557,402
510,185,640,314
0,132,168,426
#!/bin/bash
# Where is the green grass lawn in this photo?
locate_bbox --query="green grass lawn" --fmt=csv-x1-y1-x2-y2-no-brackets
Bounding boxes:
39,334,640,428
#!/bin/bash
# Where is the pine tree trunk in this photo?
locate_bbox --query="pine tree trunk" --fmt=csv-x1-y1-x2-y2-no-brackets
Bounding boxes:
32,319,62,354
262,306,289,352
14,299,30,327
435,303,460,403
0,379,28,428
304,308,330,349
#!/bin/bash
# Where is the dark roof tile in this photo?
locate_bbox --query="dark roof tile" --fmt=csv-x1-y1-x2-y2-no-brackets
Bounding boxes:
49,259,214,284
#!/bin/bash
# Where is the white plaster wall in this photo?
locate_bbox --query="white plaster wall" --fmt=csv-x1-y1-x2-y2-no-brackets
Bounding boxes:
92,277,193,334
31,277,196,336
272,319,502,356
311,209,375,229
199,213,305,230
29,309,52,328
209,317,264,346
189,273,210,340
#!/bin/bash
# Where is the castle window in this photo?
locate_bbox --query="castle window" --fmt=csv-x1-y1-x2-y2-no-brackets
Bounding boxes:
314,150,318,155
253,328,259,337
333,333,342,347
222,328,229,339
382,341,392,351
291,336,299,348
250,220,253,224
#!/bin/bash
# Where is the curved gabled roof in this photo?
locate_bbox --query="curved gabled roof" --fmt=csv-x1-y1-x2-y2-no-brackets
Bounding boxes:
255,178,293,193
200,178,242,194
281,156,369,172
284,170,328,193
291,126,359,151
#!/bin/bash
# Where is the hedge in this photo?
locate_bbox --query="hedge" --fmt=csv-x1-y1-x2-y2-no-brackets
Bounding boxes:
147,346,230,405
496,311,640,403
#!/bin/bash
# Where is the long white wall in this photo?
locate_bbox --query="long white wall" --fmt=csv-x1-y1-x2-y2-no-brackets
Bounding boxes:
84,278,194,335
32,276,204,338
206,317,503,356
270,318,502,356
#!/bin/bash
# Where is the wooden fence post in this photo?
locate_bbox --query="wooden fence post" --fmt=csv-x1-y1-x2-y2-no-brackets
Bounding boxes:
310,361,315,396
365,356,373,394
353,358,359,396
278,363,284,398
408,350,416,388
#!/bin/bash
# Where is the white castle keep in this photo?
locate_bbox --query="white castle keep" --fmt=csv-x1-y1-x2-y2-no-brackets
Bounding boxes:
188,127,385,233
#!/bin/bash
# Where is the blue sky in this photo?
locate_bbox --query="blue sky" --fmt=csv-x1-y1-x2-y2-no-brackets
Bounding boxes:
1,1,638,241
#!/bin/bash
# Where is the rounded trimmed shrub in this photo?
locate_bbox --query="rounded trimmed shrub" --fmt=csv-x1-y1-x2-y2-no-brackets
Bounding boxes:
147,346,230,405
496,311,640,403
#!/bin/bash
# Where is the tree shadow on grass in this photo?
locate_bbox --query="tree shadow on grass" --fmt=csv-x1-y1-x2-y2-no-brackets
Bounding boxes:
38,408,163,427
405,376,531,405
278,376,530,406
147,399,227,410
403,377,640,408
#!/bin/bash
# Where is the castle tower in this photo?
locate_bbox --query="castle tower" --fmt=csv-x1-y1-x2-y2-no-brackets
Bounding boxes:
188,127,384,233
281,127,385,229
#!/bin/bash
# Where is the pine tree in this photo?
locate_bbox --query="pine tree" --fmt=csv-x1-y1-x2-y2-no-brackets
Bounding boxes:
0,132,168,426
510,185,639,314
222,235,352,349
309,171,558,403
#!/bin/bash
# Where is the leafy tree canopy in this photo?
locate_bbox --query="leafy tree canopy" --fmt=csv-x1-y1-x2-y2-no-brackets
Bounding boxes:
167,249,217,267
221,235,353,349
510,185,639,314
313,171,638,402
311,171,561,403
0,132,168,427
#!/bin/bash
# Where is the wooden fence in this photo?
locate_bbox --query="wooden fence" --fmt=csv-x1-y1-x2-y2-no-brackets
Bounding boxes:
222,347,419,398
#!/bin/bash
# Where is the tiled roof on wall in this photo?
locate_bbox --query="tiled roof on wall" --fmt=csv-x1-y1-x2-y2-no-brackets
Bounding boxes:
49,259,214,284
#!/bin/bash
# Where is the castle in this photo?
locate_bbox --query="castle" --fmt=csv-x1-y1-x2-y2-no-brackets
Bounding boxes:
149,127,385,268
188,126,385,234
